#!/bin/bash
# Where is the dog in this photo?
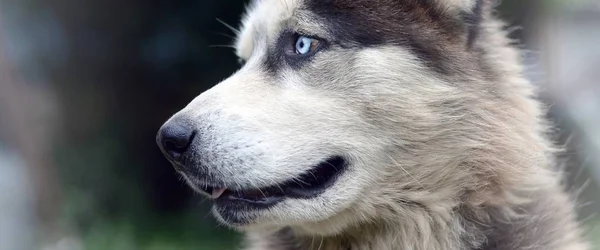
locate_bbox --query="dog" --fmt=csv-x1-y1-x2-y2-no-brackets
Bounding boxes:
156,0,589,249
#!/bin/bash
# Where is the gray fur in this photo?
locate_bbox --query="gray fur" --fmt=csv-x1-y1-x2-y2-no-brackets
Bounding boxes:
160,0,589,249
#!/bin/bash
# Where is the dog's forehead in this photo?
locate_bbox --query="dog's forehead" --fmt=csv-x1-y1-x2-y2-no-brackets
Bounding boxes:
235,0,478,73
235,0,377,59
235,0,303,59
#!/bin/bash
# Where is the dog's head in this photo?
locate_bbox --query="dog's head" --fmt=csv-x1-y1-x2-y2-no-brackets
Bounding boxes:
157,0,546,236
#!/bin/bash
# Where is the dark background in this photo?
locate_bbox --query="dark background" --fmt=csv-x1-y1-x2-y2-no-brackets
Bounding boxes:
0,1,598,249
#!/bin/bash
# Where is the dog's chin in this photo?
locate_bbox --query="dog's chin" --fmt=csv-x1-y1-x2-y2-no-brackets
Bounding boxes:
191,156,348,227
213,195,360,237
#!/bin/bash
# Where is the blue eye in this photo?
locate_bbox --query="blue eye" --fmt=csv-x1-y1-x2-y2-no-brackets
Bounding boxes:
295,36,317,55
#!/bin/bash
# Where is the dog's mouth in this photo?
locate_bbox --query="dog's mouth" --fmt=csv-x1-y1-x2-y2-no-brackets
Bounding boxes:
197,156,347,208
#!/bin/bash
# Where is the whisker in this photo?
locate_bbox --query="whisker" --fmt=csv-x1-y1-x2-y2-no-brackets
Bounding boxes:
209,44,236,49
292,177,310,187
275,182,285,193
216,18,240,35
214,32,236,40
317,237,324,250
308,171,319,181
251,182,268,199
387,155,425,189
324,161,340,171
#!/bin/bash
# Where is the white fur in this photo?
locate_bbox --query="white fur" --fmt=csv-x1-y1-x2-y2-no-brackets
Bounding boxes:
235,0,301,60
164,0,589,249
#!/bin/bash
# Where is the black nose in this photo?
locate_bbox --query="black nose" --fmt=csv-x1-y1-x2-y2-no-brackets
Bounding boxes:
157,122,195,160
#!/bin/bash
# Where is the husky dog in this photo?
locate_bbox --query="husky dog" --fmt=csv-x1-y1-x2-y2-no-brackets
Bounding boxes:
156,0,589,249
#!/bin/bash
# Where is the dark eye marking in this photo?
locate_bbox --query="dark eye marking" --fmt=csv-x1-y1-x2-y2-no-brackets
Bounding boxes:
264,30,328,73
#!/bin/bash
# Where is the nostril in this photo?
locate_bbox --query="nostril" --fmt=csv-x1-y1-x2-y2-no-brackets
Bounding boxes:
164,131,195,153
158,123,196,157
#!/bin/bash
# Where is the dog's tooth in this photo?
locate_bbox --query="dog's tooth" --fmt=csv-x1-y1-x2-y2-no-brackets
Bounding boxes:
212,188,227,199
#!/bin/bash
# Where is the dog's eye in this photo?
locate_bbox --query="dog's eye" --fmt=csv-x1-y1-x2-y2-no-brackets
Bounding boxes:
295,35,320,55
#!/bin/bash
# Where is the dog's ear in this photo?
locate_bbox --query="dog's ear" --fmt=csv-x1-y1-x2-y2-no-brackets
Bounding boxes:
461,0,486,48
430,0,483,13
430,0,489,48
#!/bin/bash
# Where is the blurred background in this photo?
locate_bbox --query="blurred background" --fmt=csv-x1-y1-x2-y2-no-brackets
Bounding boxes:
0,0,598,249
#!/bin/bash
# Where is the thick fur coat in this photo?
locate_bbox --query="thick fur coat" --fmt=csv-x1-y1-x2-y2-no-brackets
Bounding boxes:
157,0,589,249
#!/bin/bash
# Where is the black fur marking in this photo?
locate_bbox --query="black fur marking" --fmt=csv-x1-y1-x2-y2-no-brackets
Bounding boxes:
263,30,292,74
263,39,282,75
464,0,484,49
264,30,329,74
304,0,465,74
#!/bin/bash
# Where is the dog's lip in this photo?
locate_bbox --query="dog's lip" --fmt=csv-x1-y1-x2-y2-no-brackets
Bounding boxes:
195,156,348,207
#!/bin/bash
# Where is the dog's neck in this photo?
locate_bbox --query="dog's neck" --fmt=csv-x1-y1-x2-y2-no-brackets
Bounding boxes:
248,211,482,250
243,185,587,250
246,216,477,249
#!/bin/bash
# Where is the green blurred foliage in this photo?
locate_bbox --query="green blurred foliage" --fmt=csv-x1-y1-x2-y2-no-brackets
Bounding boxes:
37,1,250,247
81,215,239,250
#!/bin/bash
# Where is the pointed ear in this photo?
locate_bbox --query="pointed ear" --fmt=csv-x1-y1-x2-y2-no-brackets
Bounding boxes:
432,0,480,13
431,0,487,48
461,0,485,48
